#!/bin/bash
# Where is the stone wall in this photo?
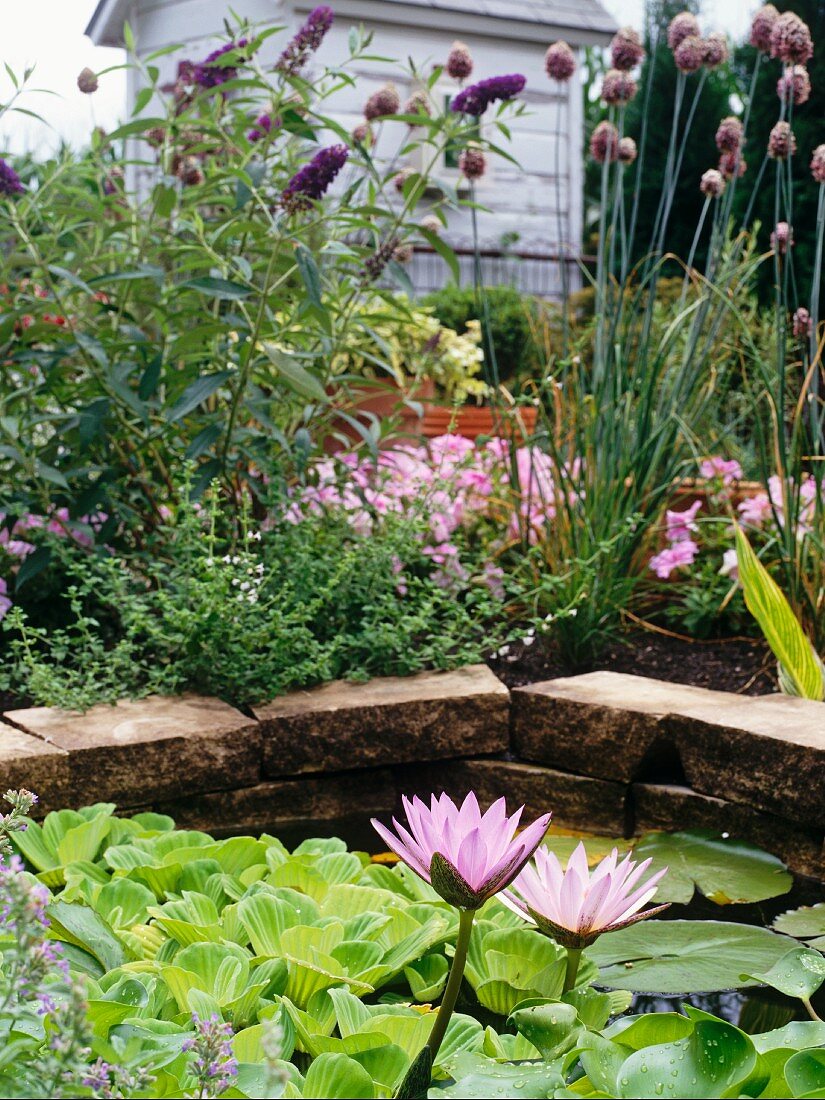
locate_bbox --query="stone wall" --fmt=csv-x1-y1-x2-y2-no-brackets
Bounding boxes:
3,666,824,876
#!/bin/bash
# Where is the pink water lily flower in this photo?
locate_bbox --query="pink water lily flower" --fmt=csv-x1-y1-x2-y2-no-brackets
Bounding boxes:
503,841,669,948
372,792,552,910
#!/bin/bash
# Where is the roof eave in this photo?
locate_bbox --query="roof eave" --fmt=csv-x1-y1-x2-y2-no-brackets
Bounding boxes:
294,0,617,45
85,0,133,47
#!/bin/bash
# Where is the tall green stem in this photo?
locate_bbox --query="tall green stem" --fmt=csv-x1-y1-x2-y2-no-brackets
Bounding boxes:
427,908,475,1061
563,947,583,994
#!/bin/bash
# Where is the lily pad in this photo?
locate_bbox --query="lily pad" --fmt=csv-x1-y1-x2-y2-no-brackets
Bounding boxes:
773,904,825,950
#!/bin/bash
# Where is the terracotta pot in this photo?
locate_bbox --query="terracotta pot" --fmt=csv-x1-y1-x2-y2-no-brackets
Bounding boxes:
419,404,539,442
324,377,435,451
669,477,763,511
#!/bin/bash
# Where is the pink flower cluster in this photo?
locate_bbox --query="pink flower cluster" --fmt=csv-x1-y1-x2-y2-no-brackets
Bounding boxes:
740,475,822,537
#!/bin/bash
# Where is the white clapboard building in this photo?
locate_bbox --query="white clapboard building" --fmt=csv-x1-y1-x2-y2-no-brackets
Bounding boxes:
86,0,615,296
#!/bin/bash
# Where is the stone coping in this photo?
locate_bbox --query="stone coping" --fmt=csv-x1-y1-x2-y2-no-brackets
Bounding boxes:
1,666,823,873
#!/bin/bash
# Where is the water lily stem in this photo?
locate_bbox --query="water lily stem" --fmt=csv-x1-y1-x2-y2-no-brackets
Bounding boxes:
563,947,583,994
803,997,823,1023
427,908,476,1061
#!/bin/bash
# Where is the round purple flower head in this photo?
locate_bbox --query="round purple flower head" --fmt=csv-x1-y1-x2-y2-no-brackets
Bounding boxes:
451,74,527,116
674,36,705,73
459,146,487,180
404,91,431,117
700,168,725,198
668,12,700,52
248,113,273,143
545,41,576,82
601,69,637,105
719,150,746,179
715,115,743,154
812,145,825,184
193,39,250,89
590,120,619,164
771,221,793,254
610,27,645,71
77,67,98,94
778,65,811,106
446,41,474,81
618,136,637,164
281,144,349,212
770,12,813,65
768,121,796,161
276,6,334,75
0,159,25,197
352,122,371,145
750,5,779,53
364,83,401,121
793,307,812,339
703,33,729,69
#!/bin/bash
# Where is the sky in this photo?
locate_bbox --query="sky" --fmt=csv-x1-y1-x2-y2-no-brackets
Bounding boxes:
0,0,757,156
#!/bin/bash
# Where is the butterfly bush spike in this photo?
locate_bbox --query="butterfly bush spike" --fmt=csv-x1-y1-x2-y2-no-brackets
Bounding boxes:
372,791,552,909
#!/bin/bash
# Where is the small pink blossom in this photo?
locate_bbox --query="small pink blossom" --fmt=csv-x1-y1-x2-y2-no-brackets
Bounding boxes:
699,456,743,484
0,577,11,620
738,492,773,528
665,499,702,542
720,548,739,579
649,539,699,579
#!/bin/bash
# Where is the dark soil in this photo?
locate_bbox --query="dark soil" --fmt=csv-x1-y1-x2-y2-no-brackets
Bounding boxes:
488,631,775,696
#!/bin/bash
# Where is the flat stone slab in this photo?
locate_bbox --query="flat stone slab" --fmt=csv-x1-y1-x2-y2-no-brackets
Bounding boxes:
394,758,628,835
152,769,395,847
0,721,70,814
671,693,825,824
512,671,719,781
632,782,824,879
255,665,509,778
4,694,260,808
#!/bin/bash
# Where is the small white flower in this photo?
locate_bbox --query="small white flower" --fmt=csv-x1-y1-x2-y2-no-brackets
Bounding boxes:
222,555,232,564
497,644,510,658
239,581,251,591
247,530,261,541
522,635,535,647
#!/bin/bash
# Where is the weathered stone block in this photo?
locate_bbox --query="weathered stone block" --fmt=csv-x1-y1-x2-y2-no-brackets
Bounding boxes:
152,769,395,847
511,671,715,782
4,695,261,807
255,665,509,778
394,758,628,835
632,781,825,879
671,693,825,825
0,722,70,814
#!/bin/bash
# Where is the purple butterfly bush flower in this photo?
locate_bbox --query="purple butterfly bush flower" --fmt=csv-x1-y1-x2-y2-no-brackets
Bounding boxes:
0,159,25,197
750,5,779,53
248,113,273,143
372,792,551,909
193,39,250,89
281,144,349,212
545,41,576,82
451,74,526,117
276,6,334,75
502,842,669,949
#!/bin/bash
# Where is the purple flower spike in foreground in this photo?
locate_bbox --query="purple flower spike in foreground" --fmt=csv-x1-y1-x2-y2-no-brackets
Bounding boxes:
193,39,250,89
451,74,526,117
0,159,25,197
281,144,349,212
276,6,334,75
504,841,669,949
372,792,551,909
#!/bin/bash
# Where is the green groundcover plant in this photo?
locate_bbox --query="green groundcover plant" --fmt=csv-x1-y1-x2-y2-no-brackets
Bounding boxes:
3,790,825,1099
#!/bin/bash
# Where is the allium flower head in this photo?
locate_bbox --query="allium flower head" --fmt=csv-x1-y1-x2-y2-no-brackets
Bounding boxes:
421,215,442,235
812,145,825,184
668,12,701,52
503,842,669,949
778,65,811,106
247,113,273,143
352,122,371,145
589,120,619,163
545,41,576,82
601,69,637,105
281,144,349,212
618,136,637,164
768,121,796,160
700,168,725,198
610,26,645,71
771,221,793,254
674,36,705,73
459,146,487,180
404,90,431,117
719,150,746,179
715,115,743,154
364,83,401,121
372,792,552,910
275,6,334,75
193,39,250,89
0,160,25,197
793,307,812,338
77,67,98,94
451,74,526,116
446,41,474,81
770,12,814,65
750,5,779,53
702,32,729,69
